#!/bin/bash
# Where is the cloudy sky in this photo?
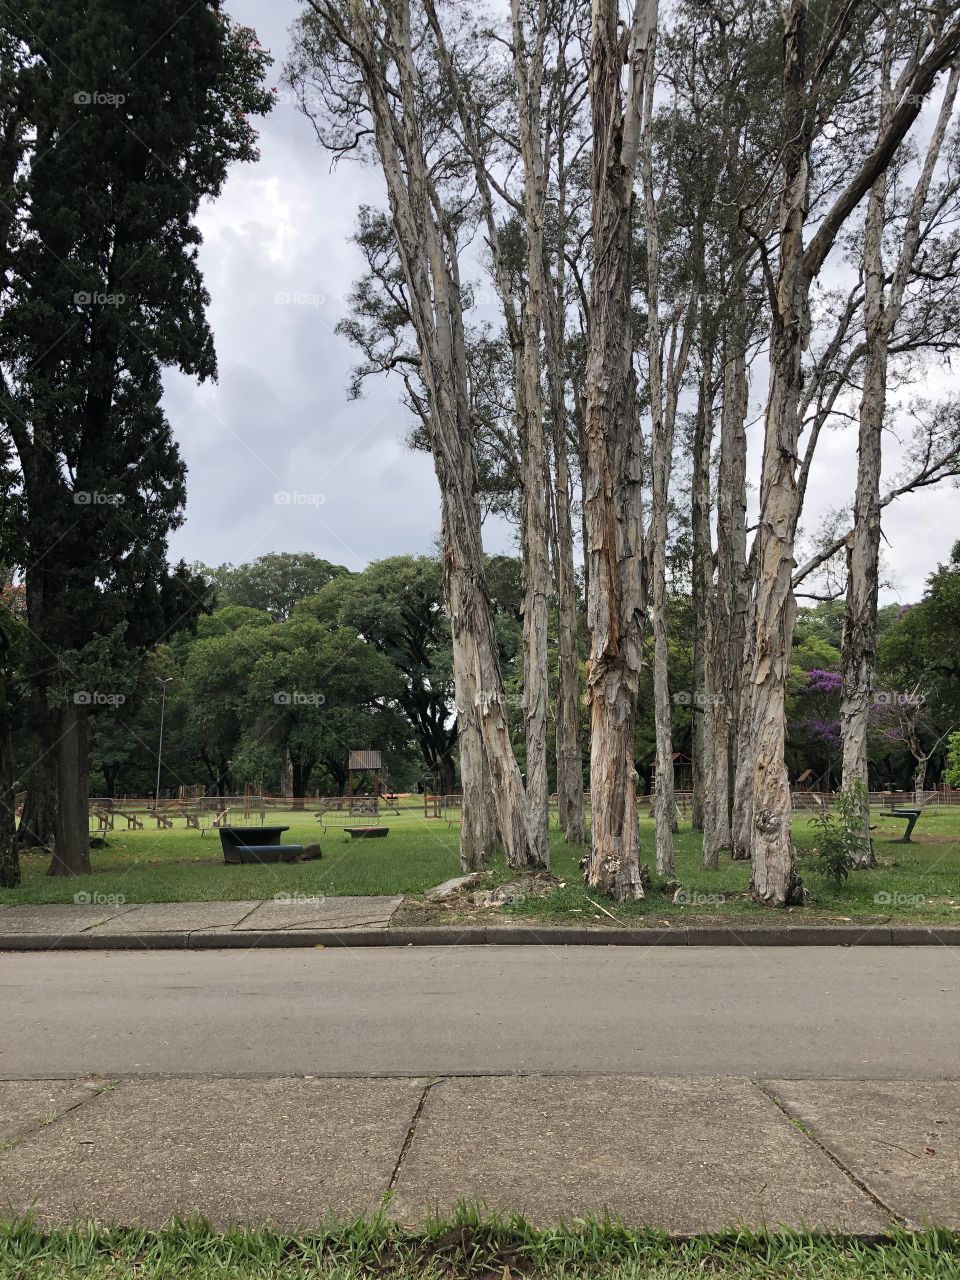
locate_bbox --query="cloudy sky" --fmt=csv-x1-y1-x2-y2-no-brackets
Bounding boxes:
164,0,959,603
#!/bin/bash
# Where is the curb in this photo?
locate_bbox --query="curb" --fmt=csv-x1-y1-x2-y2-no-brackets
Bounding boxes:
2,925,959,950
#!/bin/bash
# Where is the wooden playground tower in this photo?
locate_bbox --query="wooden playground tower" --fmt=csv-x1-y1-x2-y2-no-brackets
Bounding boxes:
347,749,384,796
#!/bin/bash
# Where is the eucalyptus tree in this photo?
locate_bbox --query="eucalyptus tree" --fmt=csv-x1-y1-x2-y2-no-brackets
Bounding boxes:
747,0,960,905
581,0,656,900
288,0,540,871
840,18,960,863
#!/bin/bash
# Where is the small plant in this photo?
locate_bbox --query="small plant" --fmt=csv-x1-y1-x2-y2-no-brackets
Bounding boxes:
807,783,868,889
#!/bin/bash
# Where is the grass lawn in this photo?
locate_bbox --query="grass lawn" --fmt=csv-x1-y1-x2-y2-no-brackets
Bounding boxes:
1,1218,958,1279
1,804,958,925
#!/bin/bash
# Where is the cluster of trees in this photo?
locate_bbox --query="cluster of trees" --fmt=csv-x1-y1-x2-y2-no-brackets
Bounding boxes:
287,0,960,902
0,1,273,884
3,0,959,906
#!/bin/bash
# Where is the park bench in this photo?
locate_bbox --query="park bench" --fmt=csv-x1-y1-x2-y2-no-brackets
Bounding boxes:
890,807,922,843
113,808,144,830
92,806,115,832
218,825,316,864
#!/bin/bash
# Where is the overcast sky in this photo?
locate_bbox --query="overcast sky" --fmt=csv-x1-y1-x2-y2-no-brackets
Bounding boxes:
164,0,959,604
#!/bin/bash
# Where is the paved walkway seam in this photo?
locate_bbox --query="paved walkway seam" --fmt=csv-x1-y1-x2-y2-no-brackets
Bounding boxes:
754,1080,901,1224
387,1077,441,1198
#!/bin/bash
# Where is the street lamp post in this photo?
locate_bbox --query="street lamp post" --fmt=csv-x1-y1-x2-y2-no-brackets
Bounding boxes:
155,676,174,811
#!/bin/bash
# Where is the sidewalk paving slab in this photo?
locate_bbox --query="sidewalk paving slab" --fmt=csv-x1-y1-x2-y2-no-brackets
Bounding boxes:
0,1081,107,1144
87,902,260,933
234,896,404,932
0,904,137,935
766,1079,960,1228
389,1075,888,1234
0,1077,424,1227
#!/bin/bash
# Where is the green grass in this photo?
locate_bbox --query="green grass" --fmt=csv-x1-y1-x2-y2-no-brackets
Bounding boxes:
1,1216,958,1279
2,805,958,925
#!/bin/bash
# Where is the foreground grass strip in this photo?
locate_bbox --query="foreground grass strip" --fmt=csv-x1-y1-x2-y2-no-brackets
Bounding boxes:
1,1215,959,1278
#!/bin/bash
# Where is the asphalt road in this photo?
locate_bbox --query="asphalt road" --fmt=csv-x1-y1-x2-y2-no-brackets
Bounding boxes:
3,945,958,1078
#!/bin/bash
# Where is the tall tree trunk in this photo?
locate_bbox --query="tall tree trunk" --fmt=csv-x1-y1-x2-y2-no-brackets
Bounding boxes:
0,677,19,888
748,0,809,906
345,0,537,871
18,741,57,849
692,353,718,867
512,0,552,870
457,701,488,871
840,57,959,868
582,0,655,900
543,177,586,848
48,702,91,876
640,15,676,878
707,299,748,863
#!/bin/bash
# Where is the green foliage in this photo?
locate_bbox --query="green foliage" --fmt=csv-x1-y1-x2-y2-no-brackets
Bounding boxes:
806,782,869,888
945,731,960,789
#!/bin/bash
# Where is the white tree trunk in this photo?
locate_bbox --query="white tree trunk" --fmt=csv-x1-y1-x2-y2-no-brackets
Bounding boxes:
512,0,553,869
345,0,537,869
582,0,656,900
692,355,719,868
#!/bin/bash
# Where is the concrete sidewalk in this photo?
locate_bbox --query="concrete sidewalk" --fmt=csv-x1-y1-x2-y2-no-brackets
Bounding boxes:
0,1074,956,1233
2,898,960,948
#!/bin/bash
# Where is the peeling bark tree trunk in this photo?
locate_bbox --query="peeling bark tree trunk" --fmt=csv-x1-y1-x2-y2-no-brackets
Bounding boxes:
48,702,91,877
457,699,487,871
692,352,718,867
641,28,675,879
544,170,586,848
840,58,960,869
512,0,552,869
332,0,537,871
748,0,810,906
707,294,749,864
582,0,655,900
